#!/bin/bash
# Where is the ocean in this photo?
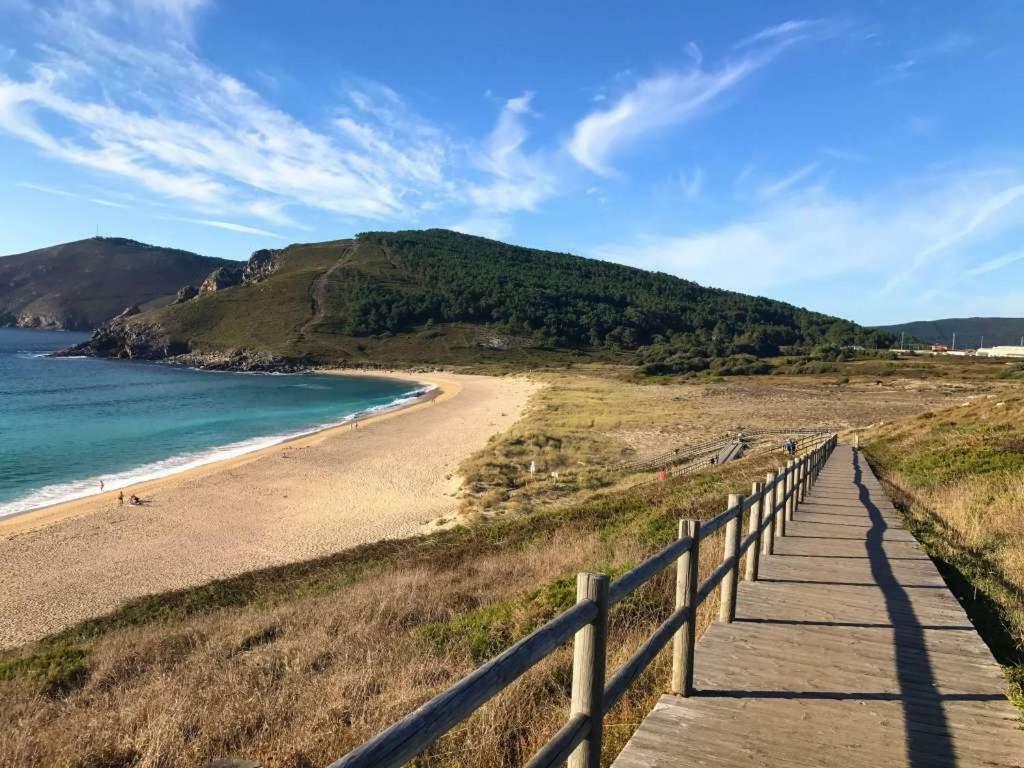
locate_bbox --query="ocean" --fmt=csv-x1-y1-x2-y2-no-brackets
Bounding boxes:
0,327,426,517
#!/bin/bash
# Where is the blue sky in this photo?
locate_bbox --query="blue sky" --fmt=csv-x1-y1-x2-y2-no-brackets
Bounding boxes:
1,1,1022,325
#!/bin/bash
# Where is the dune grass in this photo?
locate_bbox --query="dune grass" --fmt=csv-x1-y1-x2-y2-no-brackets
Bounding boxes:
0,447,793,768
862,393,1024,710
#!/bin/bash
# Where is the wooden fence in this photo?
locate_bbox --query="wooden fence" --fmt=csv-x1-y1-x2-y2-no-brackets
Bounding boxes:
328,434,839,768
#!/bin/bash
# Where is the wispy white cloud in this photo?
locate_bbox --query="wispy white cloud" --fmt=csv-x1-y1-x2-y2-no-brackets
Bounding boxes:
18,181,129,208
0,5,454,227
733,19,831,50
879,32,974,85
567,19,828,176
466,92,559,213
755,162,820,200
881,182,1024,292
174,217,285,239
591,166,1024,322
965,250,1024,277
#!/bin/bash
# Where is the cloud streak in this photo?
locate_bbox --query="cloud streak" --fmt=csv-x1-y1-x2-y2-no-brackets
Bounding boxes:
566,20,825,176
0,7,453,227
964,250,1024,276
591,167,1024,323
18,181,129,208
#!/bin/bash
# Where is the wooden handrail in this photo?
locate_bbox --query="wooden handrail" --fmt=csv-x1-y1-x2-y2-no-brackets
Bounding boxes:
330,434,839,768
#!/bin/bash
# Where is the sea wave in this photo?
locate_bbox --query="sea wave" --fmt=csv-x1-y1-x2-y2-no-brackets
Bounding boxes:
0,382,435,519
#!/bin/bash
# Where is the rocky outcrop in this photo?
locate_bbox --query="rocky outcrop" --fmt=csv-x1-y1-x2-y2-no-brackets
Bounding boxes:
173,285,199,304
58,316,311,372
243,249,281,284
56,316,184,361
115,304,141,319
171,348,313,372
199,265,244,295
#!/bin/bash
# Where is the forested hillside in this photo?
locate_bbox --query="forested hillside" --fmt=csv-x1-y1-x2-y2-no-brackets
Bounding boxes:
72,229,895,370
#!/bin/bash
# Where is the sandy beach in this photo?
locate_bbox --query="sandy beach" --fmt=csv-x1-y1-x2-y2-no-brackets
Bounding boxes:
0,370,537,649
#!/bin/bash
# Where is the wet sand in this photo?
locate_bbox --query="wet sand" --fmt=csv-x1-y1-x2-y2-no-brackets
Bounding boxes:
0,371,536,649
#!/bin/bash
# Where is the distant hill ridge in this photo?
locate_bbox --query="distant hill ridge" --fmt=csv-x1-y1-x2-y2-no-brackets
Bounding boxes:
69,228,895,370
0,237,232,330
877,317,1024,348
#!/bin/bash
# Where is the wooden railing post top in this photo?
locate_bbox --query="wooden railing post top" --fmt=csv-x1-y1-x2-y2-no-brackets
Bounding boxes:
577,571,609,590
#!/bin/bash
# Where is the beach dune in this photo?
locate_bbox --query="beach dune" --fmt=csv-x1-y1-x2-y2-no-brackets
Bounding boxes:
0,371,536,649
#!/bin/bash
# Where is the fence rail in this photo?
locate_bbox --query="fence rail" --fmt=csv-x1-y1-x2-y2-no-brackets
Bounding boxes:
329,434,839,768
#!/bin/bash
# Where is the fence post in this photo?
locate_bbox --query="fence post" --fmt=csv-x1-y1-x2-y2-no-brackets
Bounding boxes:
775,467,787,537
786,460,796,521
671,519,700,697
763,472,777,554
799,456,808,502
745,482,763,581
719,494,743,623
569,573,609,768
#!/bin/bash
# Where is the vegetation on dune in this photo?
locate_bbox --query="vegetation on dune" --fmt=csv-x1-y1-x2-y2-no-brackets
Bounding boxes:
0,449,789,768
97,229,896,370
863,394,1024,711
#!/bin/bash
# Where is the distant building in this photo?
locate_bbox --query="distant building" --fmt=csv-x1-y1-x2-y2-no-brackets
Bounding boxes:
977,346,1024,359
931,343,948,352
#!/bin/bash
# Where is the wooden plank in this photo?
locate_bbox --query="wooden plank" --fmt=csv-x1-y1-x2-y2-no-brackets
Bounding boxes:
611,445,1024,768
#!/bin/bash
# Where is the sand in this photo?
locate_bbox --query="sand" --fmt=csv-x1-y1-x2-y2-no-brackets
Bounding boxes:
0,371,537,649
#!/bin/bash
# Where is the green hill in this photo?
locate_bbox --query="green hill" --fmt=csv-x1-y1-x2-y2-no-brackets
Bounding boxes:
877,317,1024,348
0,237,231,330
72,229,895,369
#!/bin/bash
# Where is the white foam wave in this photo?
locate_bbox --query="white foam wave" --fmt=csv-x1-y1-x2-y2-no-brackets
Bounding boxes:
0,382,435,519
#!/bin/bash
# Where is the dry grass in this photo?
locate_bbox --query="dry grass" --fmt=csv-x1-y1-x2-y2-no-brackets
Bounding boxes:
458,363,995,518
0,448,784,768
862,393,1024,708
1,367,987,767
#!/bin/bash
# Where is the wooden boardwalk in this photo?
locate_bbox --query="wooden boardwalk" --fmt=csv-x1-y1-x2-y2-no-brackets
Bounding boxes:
612,445,1024,768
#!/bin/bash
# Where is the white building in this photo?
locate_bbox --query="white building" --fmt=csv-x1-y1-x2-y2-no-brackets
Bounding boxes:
976,346,1024,359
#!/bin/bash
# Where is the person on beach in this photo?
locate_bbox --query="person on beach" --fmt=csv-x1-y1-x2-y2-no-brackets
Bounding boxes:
118,491,124,506
100,479,105,492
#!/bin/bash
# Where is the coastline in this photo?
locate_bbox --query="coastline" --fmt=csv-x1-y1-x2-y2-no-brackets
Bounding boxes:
0,370,535,648
0,368,448,537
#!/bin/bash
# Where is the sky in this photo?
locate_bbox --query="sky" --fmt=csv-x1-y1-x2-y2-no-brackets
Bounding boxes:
1,1,1022,326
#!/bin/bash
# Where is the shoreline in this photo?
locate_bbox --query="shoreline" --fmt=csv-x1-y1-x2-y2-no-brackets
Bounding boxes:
0,368,450,537
0,370,535,648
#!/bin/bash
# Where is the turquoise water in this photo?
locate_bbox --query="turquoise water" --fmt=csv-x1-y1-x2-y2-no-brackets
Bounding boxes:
0,328,426,517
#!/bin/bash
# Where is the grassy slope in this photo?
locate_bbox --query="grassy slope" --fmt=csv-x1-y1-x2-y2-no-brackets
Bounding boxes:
0,449,789,768
862,394,1024,710
112,229,892,369
0,358,998,767
141,238,582,367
